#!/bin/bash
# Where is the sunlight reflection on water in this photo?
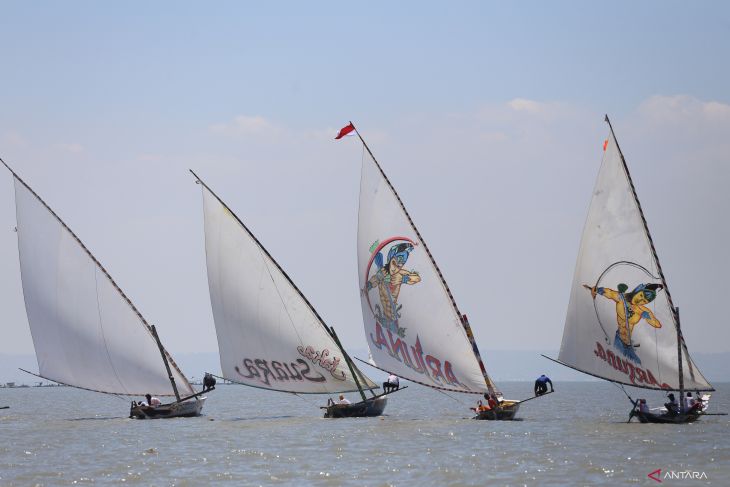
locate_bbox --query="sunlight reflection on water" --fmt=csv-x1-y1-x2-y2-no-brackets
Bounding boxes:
0,382,727,485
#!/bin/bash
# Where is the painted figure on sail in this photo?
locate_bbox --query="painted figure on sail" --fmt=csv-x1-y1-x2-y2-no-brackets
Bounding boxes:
583,282,663,364
365,238,421,338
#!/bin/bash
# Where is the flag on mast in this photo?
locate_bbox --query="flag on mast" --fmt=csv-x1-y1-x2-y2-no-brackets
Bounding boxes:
335,122,355,140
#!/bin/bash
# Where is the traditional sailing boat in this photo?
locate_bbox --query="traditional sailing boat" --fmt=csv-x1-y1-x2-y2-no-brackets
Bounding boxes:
548,116,714,424
1,159,209,419
191,170,396,418
342,122,521,420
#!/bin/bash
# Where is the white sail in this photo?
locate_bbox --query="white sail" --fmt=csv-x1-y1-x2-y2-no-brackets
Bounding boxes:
13,177,193,397
558,129,712,391
357,147,492,394
200,180,377,394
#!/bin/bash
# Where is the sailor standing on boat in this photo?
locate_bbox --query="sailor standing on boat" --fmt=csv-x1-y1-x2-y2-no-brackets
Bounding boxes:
383,374,399,393
203,373,217,392
534,375,553,396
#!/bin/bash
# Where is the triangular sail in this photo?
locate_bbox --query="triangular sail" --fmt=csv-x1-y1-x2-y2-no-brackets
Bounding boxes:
356,132,494,394
558,122,713,391
9,168,193,397
196,173,377,394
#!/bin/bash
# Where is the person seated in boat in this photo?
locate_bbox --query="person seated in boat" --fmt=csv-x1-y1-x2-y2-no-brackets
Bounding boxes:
664,393,679,415
383,374,399,393
336,394,351,405
637,399,650,414
693,393,705,411
687,393,703,414
534,374,553,396
472,399,490,413
140,394,161,409
471,395,494,413
683,392,695,413
478,393,499,411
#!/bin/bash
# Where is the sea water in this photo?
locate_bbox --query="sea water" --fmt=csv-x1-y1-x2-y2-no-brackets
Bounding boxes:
1,382,728,486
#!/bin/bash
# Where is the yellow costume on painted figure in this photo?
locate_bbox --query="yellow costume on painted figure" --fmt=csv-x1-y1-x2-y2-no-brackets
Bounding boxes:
366,242,421,336
584,283,663,364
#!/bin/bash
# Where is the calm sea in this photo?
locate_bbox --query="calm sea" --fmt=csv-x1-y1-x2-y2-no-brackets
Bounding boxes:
1,381,727,486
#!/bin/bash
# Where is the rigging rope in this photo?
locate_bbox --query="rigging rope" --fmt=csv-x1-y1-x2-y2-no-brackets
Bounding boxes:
435,388,470,406
611,381,634,404
292,392,323,408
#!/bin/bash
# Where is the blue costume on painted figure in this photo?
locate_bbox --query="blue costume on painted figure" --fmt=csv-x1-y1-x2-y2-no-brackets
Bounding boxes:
366,242,421,337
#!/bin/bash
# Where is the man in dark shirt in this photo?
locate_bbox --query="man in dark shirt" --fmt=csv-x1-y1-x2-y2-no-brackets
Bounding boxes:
534,374,554,396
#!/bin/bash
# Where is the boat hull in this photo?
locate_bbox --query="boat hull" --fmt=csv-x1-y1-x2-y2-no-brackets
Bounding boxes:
634,410,700,424
130,397,206,419
473,400,520,421
323,395,387,418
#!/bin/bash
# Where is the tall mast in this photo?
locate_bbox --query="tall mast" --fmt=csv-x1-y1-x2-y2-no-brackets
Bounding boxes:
676,307,685,412
151,325,181,402
604,116,701,389
1,157,193,395
461,315,496,395
351,123,495,393
329,327,368,402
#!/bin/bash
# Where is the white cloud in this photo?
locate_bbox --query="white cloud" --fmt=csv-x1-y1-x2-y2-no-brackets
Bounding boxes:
209,115,281,138
475,98,581,126
302,126,342,141
636,94,730,126
508,98,543,113
137,153,164,162
627,94,730,162
1,131,27,147
477,131,509,143
704,100,730,119
56,143,85,154
460,98,591,153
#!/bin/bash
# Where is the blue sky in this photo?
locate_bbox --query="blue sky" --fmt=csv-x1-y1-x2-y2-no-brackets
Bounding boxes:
4,2,728,125
1,2,729,362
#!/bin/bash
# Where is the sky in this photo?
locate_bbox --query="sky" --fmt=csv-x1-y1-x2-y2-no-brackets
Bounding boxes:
1,1,729,368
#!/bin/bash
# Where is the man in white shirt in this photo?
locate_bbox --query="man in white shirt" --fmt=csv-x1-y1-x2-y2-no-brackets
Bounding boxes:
683,392,695,413
336,394,351,405
140,394,161,408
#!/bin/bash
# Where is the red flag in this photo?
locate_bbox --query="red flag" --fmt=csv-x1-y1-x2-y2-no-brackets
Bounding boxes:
603,139,608,151
335,122,355,140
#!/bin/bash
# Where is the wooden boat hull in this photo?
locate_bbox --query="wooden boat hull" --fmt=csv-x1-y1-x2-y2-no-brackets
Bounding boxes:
130,397,206,419
473,400,520,421
634,410,700,424
323,395,387,418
